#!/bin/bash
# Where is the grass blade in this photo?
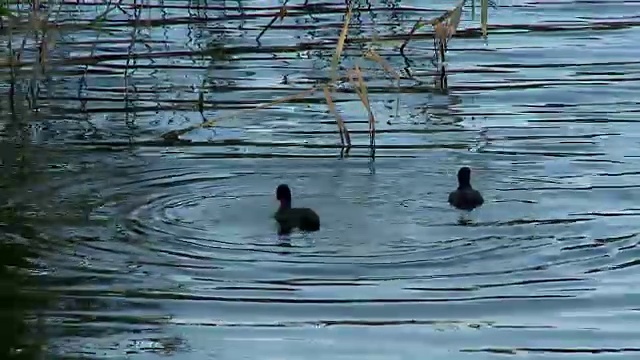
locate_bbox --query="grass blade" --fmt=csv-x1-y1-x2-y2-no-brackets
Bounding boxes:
330,3,353,84
322,86,351,147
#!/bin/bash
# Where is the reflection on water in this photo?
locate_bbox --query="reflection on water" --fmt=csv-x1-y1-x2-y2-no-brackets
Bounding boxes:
0,211,47,359
2,0,640,358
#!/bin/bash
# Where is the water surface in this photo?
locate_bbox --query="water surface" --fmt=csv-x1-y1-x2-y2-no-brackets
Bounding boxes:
1,0,640,358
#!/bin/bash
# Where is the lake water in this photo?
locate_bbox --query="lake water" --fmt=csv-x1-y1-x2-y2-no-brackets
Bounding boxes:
2,0,640,358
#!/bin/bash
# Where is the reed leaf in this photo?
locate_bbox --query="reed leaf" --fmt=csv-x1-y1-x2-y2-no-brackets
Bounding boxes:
322,86,351,147
330,3,353,84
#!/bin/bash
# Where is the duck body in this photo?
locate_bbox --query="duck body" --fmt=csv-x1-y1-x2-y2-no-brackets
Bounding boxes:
274,184,320,233
448,167,484,211
274,207,320,232
448,188,484,211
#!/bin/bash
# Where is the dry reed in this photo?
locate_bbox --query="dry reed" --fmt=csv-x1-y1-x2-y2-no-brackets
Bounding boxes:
160,0,488,156
0,1,491,155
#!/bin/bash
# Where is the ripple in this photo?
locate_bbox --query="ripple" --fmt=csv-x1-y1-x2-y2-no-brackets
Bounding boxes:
8,148,640,358
12,146,640,357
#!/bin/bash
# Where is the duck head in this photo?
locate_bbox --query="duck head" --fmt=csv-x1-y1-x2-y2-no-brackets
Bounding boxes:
276,184,292,209
457,166,472,189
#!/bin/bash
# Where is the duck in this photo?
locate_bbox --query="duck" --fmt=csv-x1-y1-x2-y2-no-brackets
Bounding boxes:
448,166,484,211
274,184,320,233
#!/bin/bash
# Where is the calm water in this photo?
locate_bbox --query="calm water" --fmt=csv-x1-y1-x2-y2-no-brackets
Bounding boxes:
2,0,640,358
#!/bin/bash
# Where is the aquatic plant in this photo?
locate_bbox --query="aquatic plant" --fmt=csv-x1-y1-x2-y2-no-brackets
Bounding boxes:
0,1,492,156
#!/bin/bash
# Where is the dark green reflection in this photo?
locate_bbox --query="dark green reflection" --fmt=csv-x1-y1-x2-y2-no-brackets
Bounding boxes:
0,219,47,359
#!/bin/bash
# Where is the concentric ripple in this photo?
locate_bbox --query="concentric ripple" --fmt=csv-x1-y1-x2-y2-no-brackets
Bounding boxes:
11,150,638,358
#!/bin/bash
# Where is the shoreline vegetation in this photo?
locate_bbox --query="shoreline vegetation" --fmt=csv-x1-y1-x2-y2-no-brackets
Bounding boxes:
0,0,492,157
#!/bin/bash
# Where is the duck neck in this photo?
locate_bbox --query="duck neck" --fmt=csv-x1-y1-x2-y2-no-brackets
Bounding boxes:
458,181,472,190
279,199,292,210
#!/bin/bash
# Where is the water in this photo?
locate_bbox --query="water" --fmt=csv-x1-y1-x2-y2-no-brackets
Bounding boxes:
2,0,640,358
